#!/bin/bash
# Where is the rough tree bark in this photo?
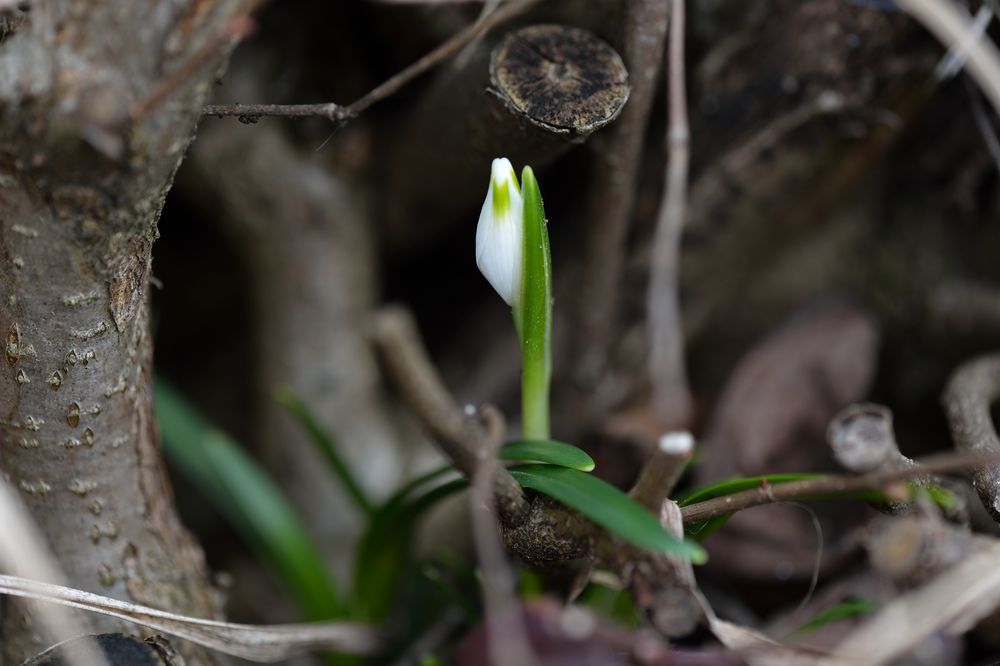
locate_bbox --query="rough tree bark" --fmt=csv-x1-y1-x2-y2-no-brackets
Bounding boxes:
0,2,241,663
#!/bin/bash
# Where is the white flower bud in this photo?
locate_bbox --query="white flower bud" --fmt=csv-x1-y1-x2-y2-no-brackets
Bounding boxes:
476,157,524,306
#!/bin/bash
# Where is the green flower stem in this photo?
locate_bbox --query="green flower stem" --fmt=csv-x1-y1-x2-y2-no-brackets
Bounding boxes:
518,166,552,440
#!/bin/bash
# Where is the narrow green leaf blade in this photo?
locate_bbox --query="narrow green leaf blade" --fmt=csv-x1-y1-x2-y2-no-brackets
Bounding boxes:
684,514,734,541
353,479,468,620
518,166,553,441
676,473,829,506
501,440,595,471
679,473,911,539
276,387,373,517
509,466,706,563
157,380,345,621
203,434,347,620
380,465,460,515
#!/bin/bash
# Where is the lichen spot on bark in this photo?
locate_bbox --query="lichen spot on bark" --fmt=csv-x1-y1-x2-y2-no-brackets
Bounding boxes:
6,323,21,366
67,402,82,427
108,252,149,333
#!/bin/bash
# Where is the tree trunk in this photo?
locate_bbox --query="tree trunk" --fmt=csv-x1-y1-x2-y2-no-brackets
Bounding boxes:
0,2,241,663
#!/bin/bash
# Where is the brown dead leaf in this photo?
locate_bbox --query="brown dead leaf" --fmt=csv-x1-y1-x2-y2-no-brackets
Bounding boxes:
694,300,878,581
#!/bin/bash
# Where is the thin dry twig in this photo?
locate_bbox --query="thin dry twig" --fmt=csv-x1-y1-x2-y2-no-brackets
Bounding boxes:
935,3,994,79
202,102,346,120
132,15,256,122
203,0,537,122
820,538,1000,666
468,406,538,666
896,0,1000,117
371,305,529,524
680,450,1000,525
943,354,1000,520
0,482,106,666
647,0,693,427
651,505,827,663
0,575,380,662
965,76,1000,178
629,432,693,513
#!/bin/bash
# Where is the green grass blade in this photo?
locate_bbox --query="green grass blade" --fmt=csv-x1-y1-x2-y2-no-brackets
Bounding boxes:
380,465,460,513
157,380,345,621
353,479,468,620
518,166,553,441
501,440,595,471
509,466,706,562
349,464,463,620
788,598,877,638
202,434,347,620
275,387,373,517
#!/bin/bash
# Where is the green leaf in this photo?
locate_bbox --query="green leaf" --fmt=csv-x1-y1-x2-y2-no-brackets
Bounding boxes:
203,435,347,620
501,440,595,471
684,515,734,541
276,387,373,517
579,582,641,628
157,380,345,621
353,477,468,621
518,166,553,441
678,474,957,540
676,473,829,506
509,466,706,562
518,569,545,599
380,465,460,514
788,598,877,638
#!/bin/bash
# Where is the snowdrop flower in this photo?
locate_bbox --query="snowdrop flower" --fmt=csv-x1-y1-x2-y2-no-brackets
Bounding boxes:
476,157,524,306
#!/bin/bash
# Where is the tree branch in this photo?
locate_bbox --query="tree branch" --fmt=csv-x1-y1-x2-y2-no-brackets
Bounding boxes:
371,305,529,525
132,15,256,122
385,21,629,256
680,451,1000,525
895,0,1000,118
943,354,1000,521
202,0,538,122
647,0,693,427
629,432,693,513
202,102,344,121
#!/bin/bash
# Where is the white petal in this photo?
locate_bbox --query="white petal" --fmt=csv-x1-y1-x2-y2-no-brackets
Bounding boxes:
476,158,524,306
